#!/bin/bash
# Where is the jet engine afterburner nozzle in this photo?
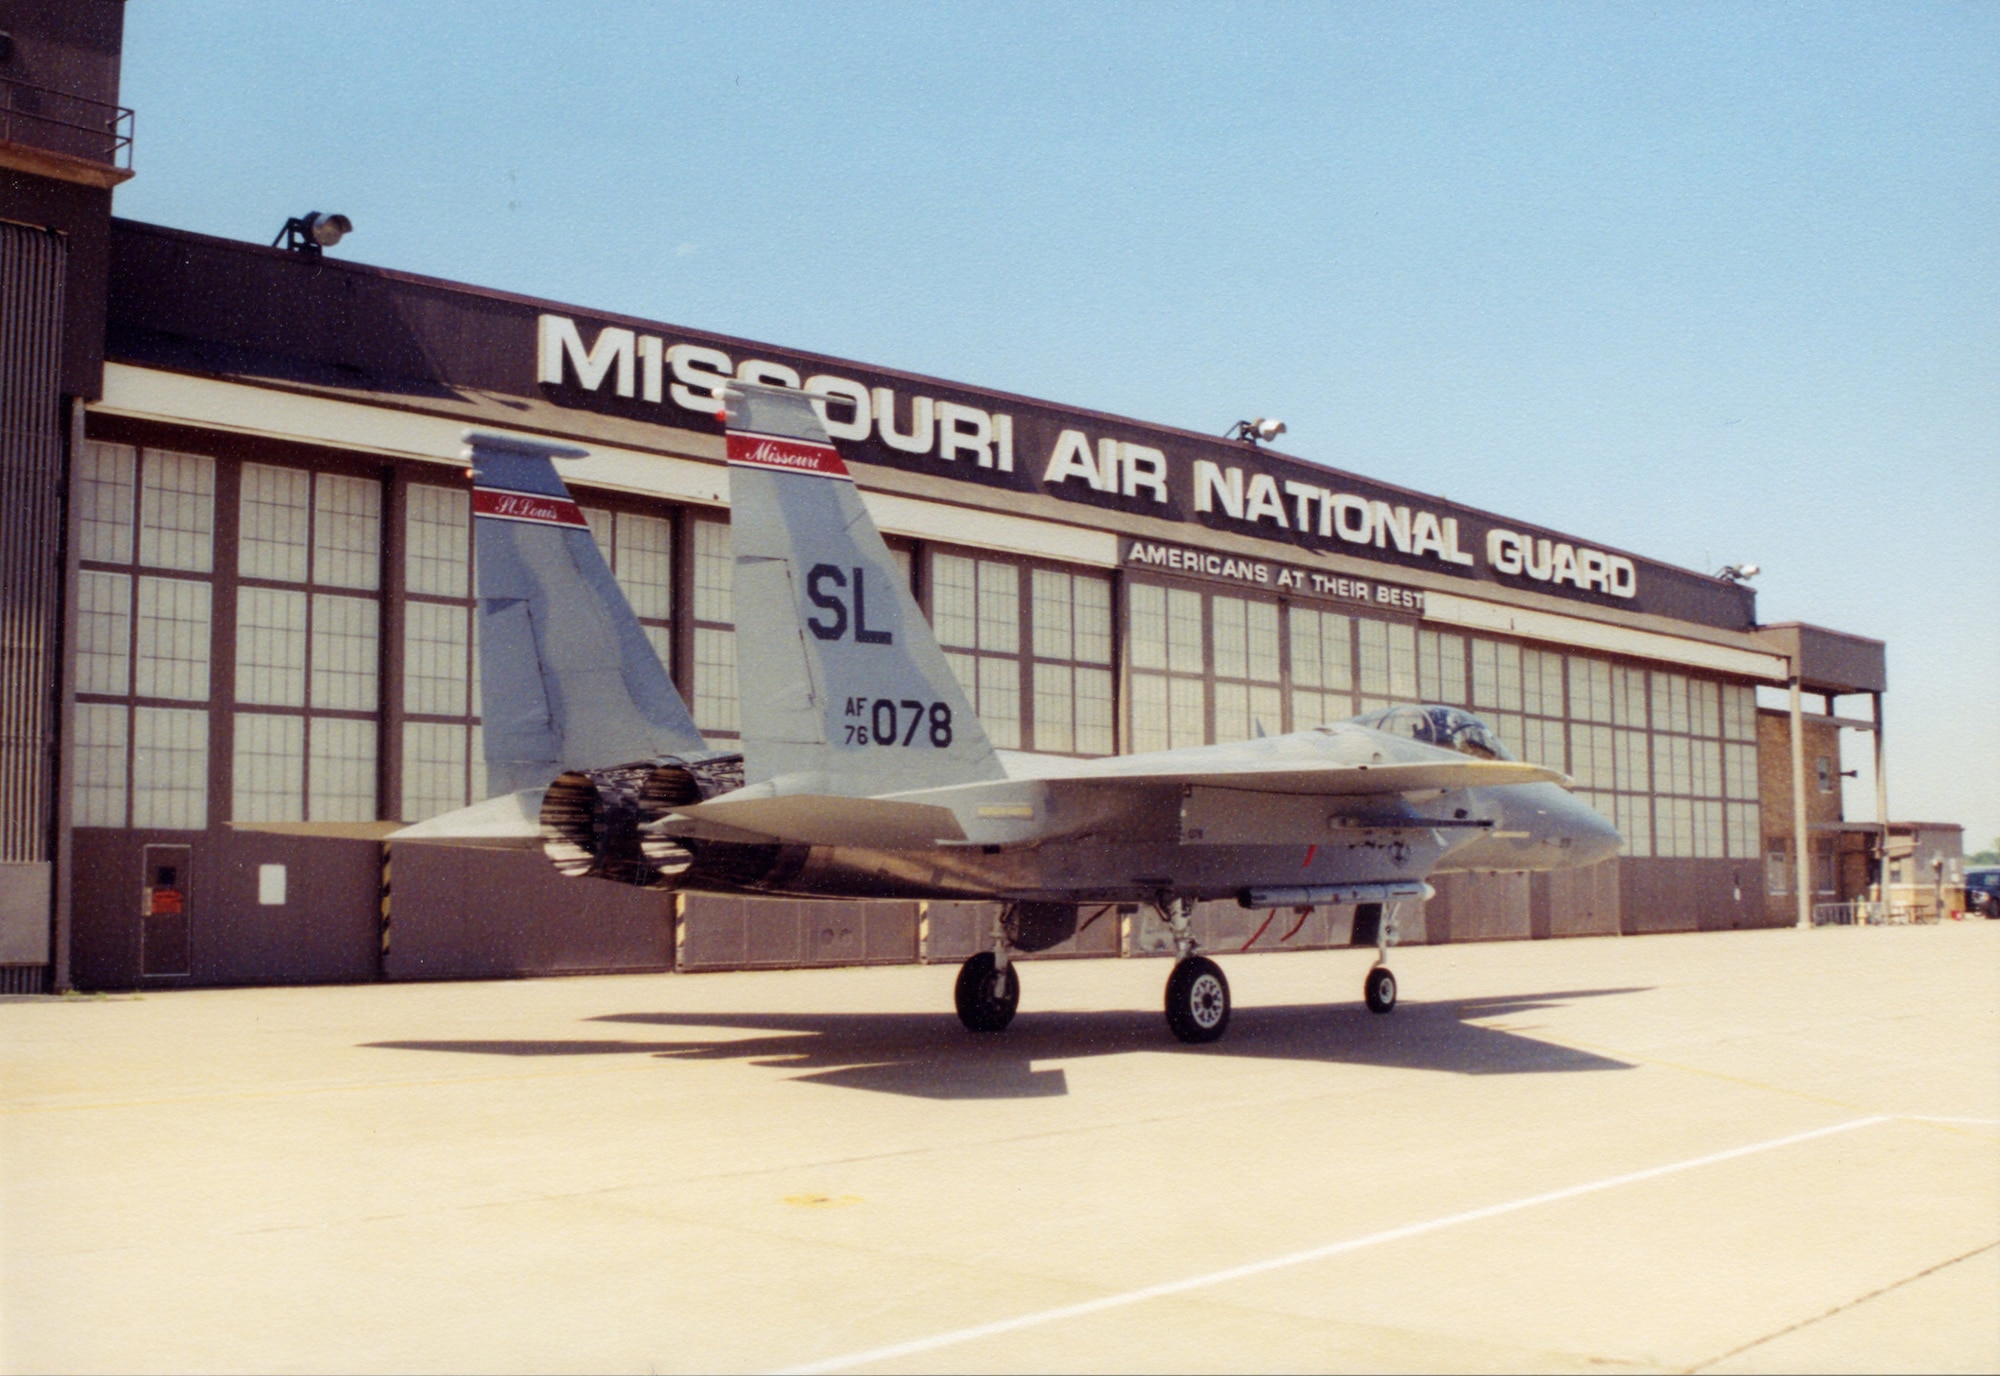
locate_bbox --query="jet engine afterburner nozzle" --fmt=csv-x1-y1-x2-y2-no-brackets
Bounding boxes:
538,754,745,888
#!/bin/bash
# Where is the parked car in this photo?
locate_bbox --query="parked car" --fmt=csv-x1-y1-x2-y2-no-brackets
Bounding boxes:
1967,866,2000,918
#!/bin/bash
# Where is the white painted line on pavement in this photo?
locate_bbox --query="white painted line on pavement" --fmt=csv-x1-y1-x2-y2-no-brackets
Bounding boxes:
776,1115,1889,1376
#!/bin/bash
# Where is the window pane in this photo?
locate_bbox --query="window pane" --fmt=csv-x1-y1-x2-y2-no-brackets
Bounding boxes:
1387,621,1417,701
1168,675,1205,749
1246,601,1280,684
1696,799,1724,858
1419,630,1467,706
1618,793,1652,858
616,512,673,621
1166,589,1203,674
1075,667,1113,755
235,586,307,707
976,560,1018,655
1615,667,1648,728
1033,662,1074,753
693,520,733,625
1290,608,1322,689
1314,610,1352,693
404,602,468,716
310,718,378,821
405,485,469,598
73,702,128,827
239,463,309,582
1215,681,1248,743
470,723,487,804
78,441,135,564
132,706,208,829
1496,642,1523,712
1128,583,1165,671
1212,597,1247,680
976,655,1020,748
233,713,304,822
135,576,212,701
1358,619,1388,697
933,554,977,649
1471,639,1498,709
400,721,466,821
138,450,215,572
1293,688,1349,730
312,595,379,711
76,570,131,696
1073,574,1112,665
1031,569,1073,661
1130,672,1168,755
1693,680,1720,739
693,626,738,734
314,474,382,590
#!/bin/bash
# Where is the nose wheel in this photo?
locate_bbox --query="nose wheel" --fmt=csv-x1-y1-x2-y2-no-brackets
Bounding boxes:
954,951,1019,1032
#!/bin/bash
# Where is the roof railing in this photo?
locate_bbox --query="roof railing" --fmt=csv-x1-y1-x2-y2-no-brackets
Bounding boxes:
0,75,133,170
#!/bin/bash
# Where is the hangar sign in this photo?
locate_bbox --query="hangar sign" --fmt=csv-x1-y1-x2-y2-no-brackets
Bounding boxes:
536,313,1649,608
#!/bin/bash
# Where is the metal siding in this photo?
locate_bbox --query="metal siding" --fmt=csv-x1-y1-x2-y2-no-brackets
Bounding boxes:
0,222,66,865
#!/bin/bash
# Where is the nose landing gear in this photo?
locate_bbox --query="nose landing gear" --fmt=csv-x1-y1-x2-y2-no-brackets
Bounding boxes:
953,950,1019,1032
1352,901,1400,1015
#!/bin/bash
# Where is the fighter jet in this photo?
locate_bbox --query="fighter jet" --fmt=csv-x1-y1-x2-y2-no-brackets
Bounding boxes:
397,401,1620,1043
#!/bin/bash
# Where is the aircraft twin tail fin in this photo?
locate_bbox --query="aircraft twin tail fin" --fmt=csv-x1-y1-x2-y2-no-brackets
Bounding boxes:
722,384,1004,797
467,430,710,796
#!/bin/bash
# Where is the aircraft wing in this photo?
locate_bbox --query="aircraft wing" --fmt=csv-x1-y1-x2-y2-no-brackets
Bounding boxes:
384,788,547,845
1020,756,1566,796
650,793,967,847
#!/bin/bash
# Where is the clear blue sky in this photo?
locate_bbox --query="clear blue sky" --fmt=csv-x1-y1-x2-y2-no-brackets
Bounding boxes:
116,2,1999,849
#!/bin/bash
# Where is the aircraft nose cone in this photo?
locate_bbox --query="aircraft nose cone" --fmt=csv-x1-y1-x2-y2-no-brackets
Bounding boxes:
1572,802,1623,867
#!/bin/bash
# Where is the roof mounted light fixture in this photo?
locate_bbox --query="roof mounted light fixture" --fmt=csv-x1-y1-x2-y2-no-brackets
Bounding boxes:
1716,563,1760,584
273,211,353,257
1225,417,1286,446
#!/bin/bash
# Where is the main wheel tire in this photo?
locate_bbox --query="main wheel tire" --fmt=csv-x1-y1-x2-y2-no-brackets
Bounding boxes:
954,952,1019,1033
1364,965,1397,1014
1165,956,1231,1043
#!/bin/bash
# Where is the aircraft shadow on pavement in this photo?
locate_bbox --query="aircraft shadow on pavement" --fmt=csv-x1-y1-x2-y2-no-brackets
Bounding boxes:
365,986,1645,1101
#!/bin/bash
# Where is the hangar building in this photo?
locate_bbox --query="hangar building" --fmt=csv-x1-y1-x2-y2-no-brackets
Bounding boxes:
0,3,1889,991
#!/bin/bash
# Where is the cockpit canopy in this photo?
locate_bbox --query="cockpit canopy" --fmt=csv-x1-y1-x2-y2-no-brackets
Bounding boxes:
1343,704,1516,761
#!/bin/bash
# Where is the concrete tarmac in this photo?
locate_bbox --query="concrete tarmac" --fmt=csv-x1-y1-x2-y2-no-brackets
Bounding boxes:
4,922,1996,1374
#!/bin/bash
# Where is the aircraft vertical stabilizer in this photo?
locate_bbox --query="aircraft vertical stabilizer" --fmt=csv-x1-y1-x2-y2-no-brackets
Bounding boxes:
466,431,710,795
722,384,1004,796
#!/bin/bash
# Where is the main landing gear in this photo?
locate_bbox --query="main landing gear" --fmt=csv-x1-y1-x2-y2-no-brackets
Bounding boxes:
954,906,1022,1033
953,898,1236,1044
1352,901,1399,1015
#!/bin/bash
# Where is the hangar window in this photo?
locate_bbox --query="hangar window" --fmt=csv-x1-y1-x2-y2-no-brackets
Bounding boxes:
227,464,384,824
1470,639,1565,773
1127,581,1207,753
1356,618,1417,713
1289,607,1354,730
933,553,1021,750
1211,594,1282,743
401,483,479,821
1640,669,1751,860
70,442,217,830
1028,568,1114,756
690,517,738,738
1418,629,1468,707
581,505,677,677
